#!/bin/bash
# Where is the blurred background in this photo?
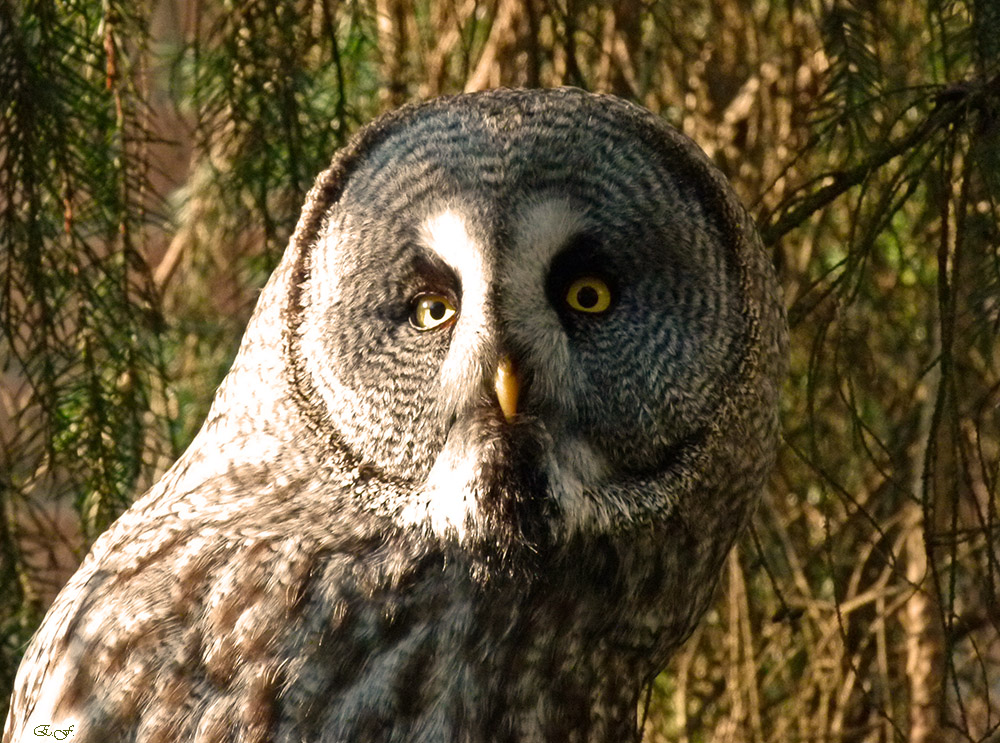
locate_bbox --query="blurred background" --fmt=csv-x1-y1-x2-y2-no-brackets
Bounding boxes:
1,1,998,741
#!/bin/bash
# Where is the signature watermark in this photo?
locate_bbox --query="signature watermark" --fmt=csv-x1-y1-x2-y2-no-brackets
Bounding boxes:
32,724,74,740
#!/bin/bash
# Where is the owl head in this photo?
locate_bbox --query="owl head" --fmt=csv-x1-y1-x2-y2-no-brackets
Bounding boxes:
204,86,786,567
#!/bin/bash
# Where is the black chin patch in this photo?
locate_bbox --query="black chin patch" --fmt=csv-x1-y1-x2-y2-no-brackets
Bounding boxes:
466,413,556,571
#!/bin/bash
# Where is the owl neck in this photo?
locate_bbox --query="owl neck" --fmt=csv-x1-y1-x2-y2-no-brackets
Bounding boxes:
320,531,694,743
465,578,652,742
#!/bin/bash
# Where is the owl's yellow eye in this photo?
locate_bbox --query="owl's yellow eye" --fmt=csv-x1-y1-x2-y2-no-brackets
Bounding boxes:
565,277,612,313
411,294,457,330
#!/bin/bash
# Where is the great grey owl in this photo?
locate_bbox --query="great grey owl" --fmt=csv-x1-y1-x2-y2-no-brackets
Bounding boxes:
4,87,786,743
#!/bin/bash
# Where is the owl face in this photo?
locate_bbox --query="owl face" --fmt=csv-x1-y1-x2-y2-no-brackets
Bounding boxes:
288,89,771,549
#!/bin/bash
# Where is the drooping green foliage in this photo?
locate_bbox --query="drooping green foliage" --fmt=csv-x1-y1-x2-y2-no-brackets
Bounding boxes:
0,0,173,700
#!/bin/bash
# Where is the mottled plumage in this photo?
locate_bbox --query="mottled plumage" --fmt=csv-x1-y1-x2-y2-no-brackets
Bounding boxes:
4,87,787,743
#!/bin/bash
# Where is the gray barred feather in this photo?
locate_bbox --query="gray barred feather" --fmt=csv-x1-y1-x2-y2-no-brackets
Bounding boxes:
4,87,787,743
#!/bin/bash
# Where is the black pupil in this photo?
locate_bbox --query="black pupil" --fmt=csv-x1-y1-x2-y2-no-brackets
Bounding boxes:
429,301,446,321
576,285,599,308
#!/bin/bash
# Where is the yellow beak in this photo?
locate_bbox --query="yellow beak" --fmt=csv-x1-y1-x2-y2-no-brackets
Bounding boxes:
494,356,520,423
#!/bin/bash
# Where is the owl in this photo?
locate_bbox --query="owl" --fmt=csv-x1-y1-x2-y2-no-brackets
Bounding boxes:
4,87,786,743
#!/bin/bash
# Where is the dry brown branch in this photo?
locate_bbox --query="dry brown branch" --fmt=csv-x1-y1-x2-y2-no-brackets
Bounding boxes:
903,502,945,743
464,0,521,92
376,0,411,107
